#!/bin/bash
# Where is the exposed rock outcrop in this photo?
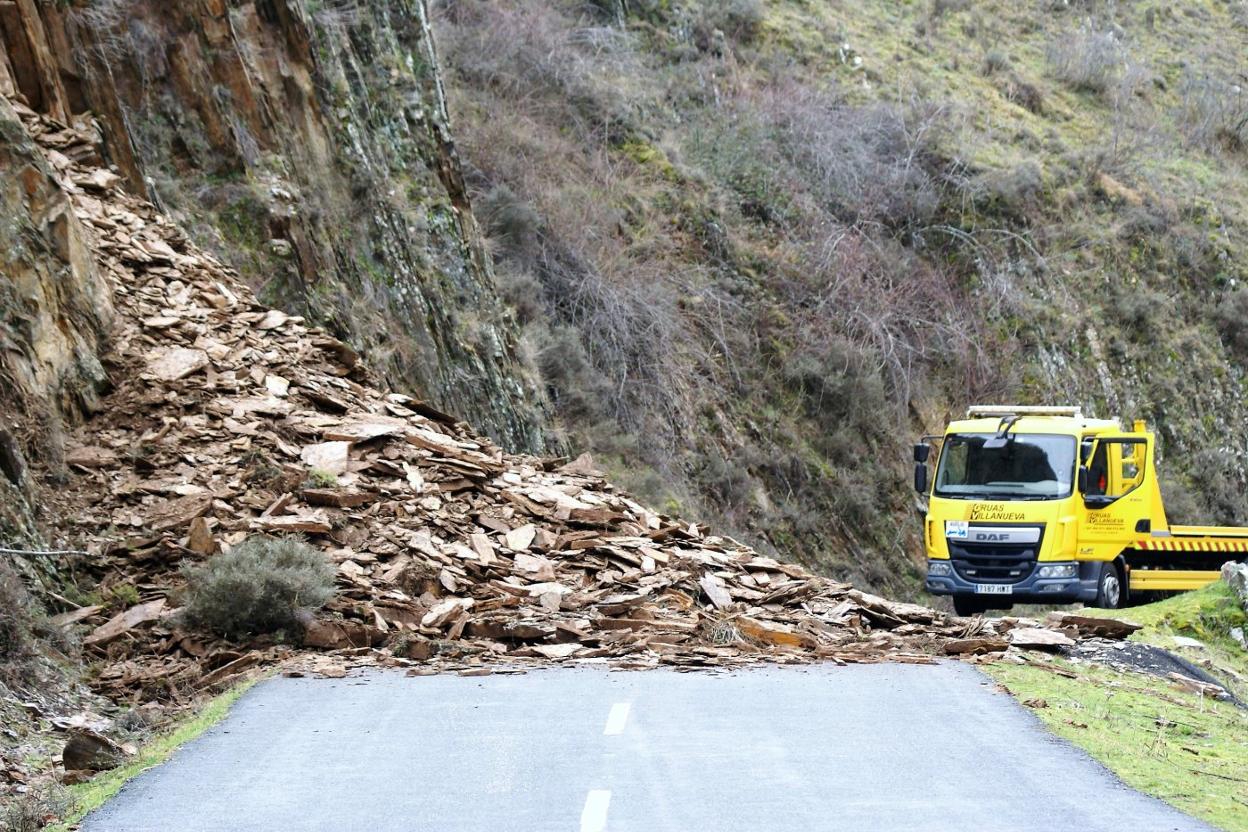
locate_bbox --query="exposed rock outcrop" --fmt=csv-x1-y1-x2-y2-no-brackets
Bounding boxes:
0,0,547,456
0,93,113,554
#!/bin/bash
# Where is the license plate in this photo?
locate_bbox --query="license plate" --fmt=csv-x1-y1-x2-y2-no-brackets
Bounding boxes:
975,584,1013,595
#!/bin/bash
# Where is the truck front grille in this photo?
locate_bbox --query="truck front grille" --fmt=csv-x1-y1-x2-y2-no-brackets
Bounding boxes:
948,542,1037,583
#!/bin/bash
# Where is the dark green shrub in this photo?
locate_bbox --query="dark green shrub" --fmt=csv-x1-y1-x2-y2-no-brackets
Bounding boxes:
982,49,1012,75
1159,476,1205,526
929,0,970,18
698,0,765,45
536,325,612,424
696,450,754,509
182,536,335,640
0,560,36,687
1215,289,1248,357
781,339,889,440
998,73,1045,115
1185,449,1248,527
1110,286,1167,336
479,184,541,263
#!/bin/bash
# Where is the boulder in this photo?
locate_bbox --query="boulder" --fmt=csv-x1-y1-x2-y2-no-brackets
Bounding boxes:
1222,561,1248,610
63,729,126,772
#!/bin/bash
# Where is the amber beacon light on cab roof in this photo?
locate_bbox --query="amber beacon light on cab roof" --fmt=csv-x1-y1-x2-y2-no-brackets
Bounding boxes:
915,406,1248,616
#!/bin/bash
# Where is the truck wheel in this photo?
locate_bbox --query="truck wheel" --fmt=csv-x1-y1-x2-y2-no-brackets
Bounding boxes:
1094,562,1123,609
953,596,989,616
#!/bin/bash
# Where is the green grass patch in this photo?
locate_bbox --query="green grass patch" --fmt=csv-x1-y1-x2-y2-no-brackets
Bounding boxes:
989,660,1248,831
1087,582,1246,646
49,679,260,831
991,585,1248,829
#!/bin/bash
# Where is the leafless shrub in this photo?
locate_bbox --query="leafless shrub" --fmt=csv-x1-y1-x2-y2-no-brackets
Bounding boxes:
312,0,363,36
67,0,135,63
534,245,691,435
702,618,743,646
69,8,166,84
68,0,134,30
1177,69,1248,154
227,112,262,167
0,783,74,832
1046,26,1128,97
767,87,955,230
438,0,649,143
1234,2,1248,30
784,229,990,410
566,25,633,54
127,19,169,88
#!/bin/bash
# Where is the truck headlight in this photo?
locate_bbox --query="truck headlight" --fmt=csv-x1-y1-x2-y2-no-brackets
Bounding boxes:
1037,563,1078,579
928,560,952,577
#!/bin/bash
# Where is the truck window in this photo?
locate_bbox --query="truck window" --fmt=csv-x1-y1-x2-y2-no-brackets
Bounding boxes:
933,433,1076,500
1087,442,1108,495
1085,438,1146,499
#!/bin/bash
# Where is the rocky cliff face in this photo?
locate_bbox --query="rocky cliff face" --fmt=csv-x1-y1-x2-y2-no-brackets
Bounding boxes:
0,91,112,548
0,0,547,466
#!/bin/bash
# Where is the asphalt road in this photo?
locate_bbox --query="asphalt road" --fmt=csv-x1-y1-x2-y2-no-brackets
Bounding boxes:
81,663,1213,832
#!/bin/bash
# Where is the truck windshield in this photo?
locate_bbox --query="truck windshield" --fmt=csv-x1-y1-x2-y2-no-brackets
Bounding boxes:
934,433,1076,500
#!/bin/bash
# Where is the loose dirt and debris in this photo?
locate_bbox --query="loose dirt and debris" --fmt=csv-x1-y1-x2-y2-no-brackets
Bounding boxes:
1,100,1147,798
1067,640,1241,705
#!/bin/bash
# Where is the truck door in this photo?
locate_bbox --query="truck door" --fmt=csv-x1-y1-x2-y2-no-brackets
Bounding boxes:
1079,434,1150,549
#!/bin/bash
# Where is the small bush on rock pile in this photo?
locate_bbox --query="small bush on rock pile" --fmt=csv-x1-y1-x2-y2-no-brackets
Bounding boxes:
182,536,334,640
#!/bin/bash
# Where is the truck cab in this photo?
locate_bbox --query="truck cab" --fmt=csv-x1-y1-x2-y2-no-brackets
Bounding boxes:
915,405,1235,616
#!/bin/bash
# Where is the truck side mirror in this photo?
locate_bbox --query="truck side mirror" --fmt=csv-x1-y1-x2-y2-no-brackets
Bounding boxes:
914,463,928,494
913,443,930,463
1077,466,1088,493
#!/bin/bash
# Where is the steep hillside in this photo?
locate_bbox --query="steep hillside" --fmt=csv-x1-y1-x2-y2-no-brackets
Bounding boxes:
4,0,1248,606
433,0,1248,597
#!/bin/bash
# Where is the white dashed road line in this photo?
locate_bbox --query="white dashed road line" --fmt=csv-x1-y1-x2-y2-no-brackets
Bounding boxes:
603,702,631,736
580,790,612,832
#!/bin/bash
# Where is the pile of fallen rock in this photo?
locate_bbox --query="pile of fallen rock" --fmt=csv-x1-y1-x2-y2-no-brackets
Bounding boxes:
943,612,1140,656
8,99,1144,705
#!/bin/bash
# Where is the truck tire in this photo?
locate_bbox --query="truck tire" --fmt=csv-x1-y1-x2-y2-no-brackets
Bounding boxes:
1093,561,1124,609
953,596,989,616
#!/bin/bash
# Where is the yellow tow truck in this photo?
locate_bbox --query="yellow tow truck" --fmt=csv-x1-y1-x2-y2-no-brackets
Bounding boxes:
915,406,1248,616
